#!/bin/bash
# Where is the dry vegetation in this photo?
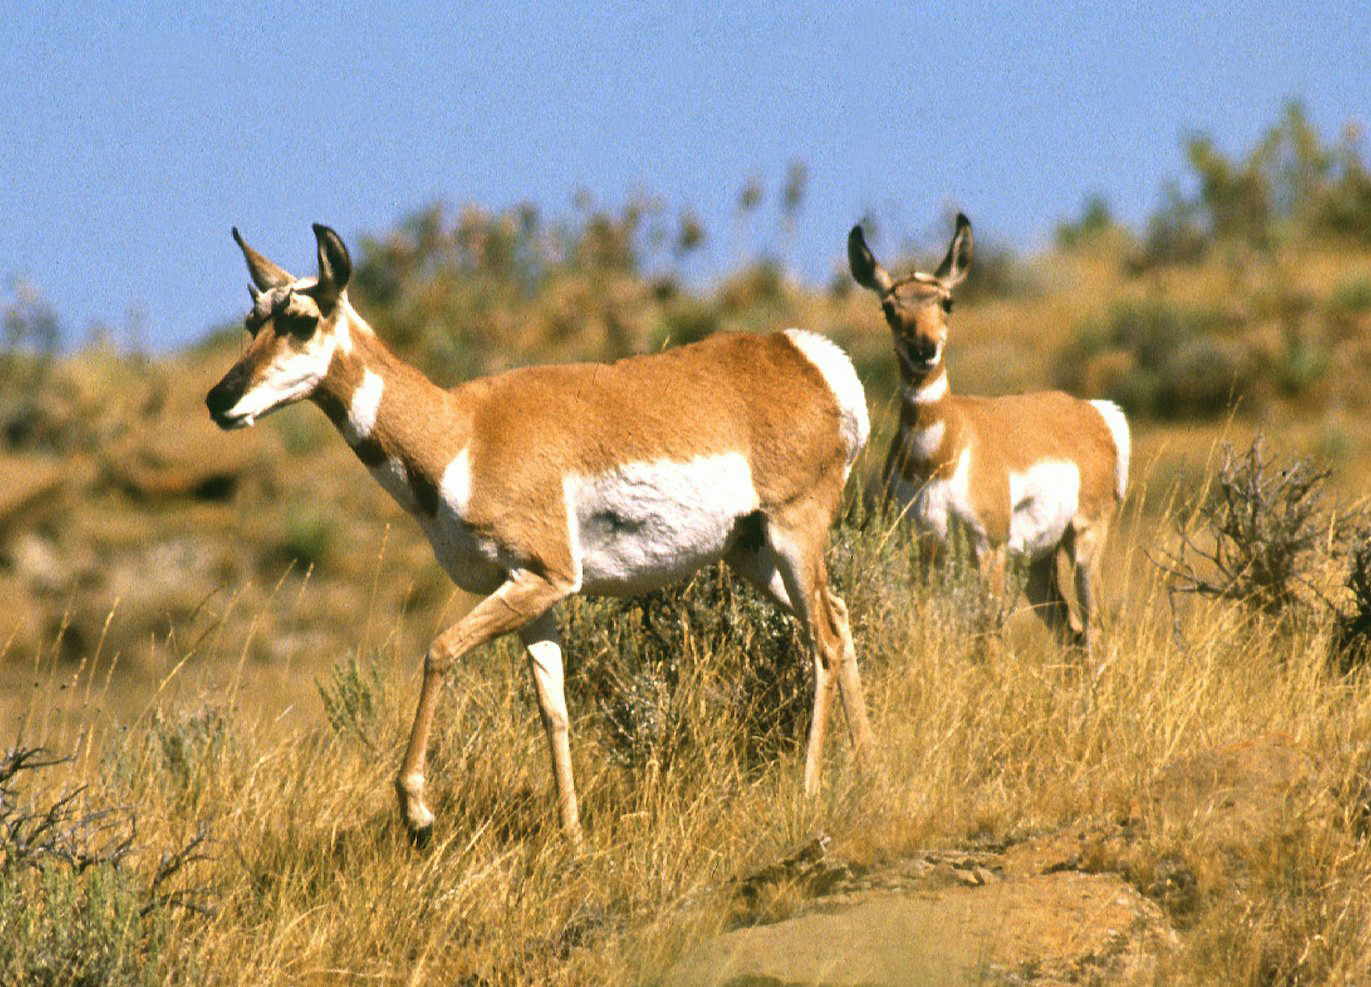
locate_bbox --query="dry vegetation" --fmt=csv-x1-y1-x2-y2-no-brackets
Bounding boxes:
5,106,1371,983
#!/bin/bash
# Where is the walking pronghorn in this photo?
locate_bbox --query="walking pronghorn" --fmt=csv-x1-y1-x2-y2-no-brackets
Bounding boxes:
848,214,1129,656
207,224,876,845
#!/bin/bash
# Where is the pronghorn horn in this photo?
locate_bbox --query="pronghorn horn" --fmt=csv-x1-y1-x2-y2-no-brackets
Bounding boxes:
247,283,263,304
232,227,294,291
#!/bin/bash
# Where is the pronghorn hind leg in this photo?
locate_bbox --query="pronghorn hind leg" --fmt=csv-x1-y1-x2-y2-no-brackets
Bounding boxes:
724,536,794,613
769,520,875,796
396,570,570,844
1024,554,1072,640
519,611,582,847
1067,519,1110,661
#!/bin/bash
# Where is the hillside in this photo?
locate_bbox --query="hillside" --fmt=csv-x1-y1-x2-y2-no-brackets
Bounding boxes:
4,109,1371,983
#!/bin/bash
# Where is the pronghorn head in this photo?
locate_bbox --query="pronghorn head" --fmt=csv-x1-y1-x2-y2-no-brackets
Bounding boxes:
848,213,973,377
206,224,355,430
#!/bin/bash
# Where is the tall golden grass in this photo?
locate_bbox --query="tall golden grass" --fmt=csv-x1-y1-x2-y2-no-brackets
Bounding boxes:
5,432,1371,984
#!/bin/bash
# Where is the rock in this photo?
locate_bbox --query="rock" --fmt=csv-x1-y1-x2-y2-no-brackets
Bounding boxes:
105,415,258,501
0,455,68,541
665,870,1173,986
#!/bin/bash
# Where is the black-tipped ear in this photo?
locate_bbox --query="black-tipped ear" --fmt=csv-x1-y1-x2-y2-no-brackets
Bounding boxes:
311,223,352,312
847,224,893,293
934,212,973,287
233,227,294,290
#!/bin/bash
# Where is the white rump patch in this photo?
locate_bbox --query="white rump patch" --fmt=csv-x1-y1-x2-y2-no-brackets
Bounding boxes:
1089,400,1130,500
567,453,760,595
783,329,870,467
1007,460,1081,559
345,370,384,443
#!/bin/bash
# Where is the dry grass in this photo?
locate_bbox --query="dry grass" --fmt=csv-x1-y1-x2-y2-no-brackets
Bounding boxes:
6,448,1371,984
7,204,1371,982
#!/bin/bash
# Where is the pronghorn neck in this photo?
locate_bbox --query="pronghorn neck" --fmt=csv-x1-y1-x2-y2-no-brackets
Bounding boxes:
896,365,955,470
901,364,950,419
310,310,459,515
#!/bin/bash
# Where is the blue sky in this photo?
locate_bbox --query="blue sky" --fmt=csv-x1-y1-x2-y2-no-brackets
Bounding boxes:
2,1,1367,350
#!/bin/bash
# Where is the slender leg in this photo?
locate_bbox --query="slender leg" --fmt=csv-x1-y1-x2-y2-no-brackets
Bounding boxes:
822,587,876,773
1025,554,1072,639
1068,521,1109,661
519,611,582,846
771,527,876,796
396,569,569,842
977,544,1008,598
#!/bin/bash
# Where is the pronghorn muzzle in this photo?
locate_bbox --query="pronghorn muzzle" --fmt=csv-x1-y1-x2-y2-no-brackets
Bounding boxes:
901,336,941,373
206,361,253,430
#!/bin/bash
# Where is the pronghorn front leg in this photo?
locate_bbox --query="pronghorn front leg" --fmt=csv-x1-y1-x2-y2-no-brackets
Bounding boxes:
977,543,1008,597
396,570,570,843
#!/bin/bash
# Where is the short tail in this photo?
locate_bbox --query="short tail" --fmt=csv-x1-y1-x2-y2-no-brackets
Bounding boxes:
783,329,871,469
1089,400,1130,500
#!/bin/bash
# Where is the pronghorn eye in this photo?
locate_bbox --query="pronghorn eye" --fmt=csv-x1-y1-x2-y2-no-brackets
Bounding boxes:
941,297,954,315
278,313,318,339
244,315,263,338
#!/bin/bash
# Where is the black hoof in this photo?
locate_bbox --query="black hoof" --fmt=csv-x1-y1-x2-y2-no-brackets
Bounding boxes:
406,823,432,849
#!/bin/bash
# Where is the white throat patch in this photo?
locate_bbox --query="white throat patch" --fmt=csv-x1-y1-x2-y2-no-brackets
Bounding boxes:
904,372,948,405
345,370,384,443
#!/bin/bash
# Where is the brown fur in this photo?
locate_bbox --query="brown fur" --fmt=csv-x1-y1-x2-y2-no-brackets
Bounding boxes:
850,216,1126,655
208,225,877,844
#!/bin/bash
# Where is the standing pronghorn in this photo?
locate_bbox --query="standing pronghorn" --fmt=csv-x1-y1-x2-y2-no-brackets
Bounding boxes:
847,214,1129,656
207,223,876,845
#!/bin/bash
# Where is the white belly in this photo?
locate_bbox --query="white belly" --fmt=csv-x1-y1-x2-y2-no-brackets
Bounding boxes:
891,446,989,555
1006,460,1080,559
418,513,506,595
568,453,760,595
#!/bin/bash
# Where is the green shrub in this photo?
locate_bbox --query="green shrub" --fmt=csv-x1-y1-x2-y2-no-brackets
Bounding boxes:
1057,300,1247,419
317,652,389,750
275,500,336,572
0,747,211,986
566,564,809,773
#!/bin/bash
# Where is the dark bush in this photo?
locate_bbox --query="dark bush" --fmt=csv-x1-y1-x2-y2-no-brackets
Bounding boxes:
0,746,212,986
1157,438,1360,621
1057,300,1248,419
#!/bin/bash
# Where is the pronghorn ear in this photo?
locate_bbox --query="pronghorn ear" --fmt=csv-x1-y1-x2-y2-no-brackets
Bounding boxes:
310,223,352,313
934,212,973,287
847,224,893,293
233,228,295,290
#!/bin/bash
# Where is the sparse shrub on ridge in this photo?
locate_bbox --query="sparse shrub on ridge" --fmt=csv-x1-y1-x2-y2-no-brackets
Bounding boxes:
1057,300,1247,419
1157,437,1366,639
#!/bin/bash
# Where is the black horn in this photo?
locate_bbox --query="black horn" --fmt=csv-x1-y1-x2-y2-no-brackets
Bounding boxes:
233,227,294,291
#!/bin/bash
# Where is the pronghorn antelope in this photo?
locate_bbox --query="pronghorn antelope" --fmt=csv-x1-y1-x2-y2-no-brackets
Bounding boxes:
207,224,876,844
848,214,1129,656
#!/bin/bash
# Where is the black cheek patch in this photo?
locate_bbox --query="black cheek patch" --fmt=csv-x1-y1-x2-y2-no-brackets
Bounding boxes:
354,438,387,468
403,454,441,516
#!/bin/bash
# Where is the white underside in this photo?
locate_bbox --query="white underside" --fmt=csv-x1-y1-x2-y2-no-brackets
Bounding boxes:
1006,460,1081,557
384,450,761,598
567,453,760,594
891,446,1082,561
